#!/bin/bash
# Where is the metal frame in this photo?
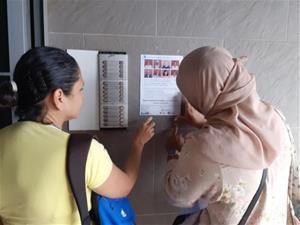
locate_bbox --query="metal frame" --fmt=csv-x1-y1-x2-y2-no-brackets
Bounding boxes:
2,0,45,123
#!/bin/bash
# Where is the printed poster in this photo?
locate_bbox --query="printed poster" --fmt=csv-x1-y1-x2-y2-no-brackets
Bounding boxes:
140,54,183,116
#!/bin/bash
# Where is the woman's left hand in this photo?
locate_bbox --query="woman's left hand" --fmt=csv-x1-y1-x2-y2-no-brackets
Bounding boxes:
133,117,155,149
175,98,206,128
166,124,184,151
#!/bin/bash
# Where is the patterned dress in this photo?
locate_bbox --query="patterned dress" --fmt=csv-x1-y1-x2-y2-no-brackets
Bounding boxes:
165,112,300,225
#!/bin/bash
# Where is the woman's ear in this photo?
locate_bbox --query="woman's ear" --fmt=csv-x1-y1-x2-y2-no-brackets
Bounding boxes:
52,89,64,110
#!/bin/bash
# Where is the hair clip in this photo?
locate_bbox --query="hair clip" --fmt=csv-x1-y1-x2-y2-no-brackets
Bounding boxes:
11,81,18,92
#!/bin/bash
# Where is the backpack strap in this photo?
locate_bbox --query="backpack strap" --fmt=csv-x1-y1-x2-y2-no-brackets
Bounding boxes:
66,133,93,225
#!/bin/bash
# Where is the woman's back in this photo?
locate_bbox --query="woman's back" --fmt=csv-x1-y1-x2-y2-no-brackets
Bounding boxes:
166,116,294,224
205,121,292,224
0,121,112,224
0,46,155,224
165,46,299,225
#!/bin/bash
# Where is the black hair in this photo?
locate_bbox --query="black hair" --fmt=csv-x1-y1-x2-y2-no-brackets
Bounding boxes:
0,46,80,121
0,82,17,106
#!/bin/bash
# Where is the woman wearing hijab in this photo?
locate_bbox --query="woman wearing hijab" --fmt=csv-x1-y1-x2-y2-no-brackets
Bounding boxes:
165,46,299,224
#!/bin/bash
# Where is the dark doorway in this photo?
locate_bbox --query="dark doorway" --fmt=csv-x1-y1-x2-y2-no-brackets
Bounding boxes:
0,0,10,72
0,76,12,128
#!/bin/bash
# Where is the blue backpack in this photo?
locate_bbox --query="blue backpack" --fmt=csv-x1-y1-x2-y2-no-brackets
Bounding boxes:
66,133,136,225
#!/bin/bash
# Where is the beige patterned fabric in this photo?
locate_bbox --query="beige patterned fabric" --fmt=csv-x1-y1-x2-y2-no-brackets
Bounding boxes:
165,46,300,224
165,114,300,224
275,109,300,203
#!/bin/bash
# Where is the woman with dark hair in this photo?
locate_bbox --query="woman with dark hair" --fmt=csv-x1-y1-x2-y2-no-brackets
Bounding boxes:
165,46,299,224
0,47,155,224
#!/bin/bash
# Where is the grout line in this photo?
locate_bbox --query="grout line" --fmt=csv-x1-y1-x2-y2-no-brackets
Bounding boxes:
43,0,49,45
137,212,178,216
152,138,156,198
158,0,290,1
48,31,83,35
49,32,293,43
155,0,158,36
83,33,223,41
286,0,291,41
82,33,85,48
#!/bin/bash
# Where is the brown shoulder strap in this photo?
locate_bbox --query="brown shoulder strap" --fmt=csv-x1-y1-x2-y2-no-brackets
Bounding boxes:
66,133,92,225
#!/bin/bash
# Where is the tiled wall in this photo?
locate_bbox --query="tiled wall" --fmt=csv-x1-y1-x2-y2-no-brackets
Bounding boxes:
45,0,300,224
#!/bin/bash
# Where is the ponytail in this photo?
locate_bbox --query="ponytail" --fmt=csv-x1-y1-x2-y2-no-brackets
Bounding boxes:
0,81,18,107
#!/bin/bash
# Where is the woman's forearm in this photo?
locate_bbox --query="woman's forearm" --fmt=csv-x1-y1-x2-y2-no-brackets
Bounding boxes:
124,143,144,193
92,117,154,198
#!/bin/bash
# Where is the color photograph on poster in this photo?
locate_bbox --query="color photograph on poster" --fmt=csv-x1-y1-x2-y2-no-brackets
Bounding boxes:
140,54,183,116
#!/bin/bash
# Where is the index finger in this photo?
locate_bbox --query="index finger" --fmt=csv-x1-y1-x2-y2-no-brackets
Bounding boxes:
173,124,179,135
144,116,153,125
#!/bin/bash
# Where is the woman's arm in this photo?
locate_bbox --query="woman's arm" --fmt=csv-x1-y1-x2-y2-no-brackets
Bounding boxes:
92,117,155,198
165,133,222,208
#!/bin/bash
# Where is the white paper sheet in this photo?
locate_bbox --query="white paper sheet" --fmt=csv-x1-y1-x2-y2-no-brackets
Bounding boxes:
140,54,183,116
67,49,99,130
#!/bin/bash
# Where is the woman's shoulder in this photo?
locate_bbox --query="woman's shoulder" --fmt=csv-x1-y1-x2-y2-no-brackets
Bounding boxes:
272,107,294,147
0,121,70,144
0,121,28,137
87,138,110,162
89,138,105,151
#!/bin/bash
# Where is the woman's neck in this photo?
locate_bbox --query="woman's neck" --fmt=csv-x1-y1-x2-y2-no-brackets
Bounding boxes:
42,112,64,129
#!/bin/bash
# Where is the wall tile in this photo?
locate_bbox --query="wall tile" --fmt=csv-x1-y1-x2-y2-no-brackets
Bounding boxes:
290,127,300,218
157,1,288,40
46,0,300,220
153,130,181,214
136,213,178,225
96,128,156,214
224,40,300,126
96,128,135,165
157,0,289,1
288,1,300,41
47,0,156,35
48,32,84,49
290,127,300,163
128,143,155,214
84,34,221,126
294,200,300,221
136,213,193,225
